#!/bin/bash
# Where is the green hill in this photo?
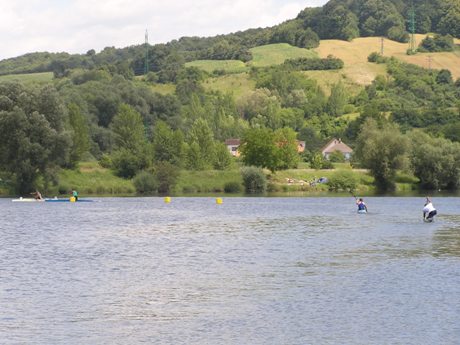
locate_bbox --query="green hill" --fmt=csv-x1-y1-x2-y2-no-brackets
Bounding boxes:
0,72,53,83
248,43,318,67
0,0,458,80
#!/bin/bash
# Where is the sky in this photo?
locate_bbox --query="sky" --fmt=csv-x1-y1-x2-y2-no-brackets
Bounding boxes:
0,0,328,60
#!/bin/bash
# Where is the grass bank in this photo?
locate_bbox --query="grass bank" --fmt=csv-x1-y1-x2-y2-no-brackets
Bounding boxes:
1,162,414,198
56,162,135,196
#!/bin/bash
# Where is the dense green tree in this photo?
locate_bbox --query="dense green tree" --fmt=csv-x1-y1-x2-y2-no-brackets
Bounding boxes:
110,104,150,178
240,128,279,171
354,118,408,191
0,108,71,193
273,127,299,169
241,166,267,194
326,82,348,117
154,161,180,194
188,118,216,166
68,103,91,166
437,1,460,38
152,121,184,166
408,131,460,190
184,142,206,171
213,143,233,170
240,127,298,172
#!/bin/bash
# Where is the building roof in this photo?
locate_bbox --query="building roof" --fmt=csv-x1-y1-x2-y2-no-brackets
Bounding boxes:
321,138,353,154
225,139,241,146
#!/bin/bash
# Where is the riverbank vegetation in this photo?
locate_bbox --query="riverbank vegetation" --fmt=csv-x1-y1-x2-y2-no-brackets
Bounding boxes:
1,0,459,196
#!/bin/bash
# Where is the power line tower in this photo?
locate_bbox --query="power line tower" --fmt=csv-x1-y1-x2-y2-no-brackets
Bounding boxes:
408,2,416,53
144,29,149,75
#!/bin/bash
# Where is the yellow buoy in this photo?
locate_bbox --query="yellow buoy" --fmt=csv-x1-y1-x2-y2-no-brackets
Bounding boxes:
70,196,76,203
164,196,171,204
216,197,223,205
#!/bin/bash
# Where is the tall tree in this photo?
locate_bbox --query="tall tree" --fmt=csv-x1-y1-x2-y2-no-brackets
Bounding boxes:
0,108,71,193
110,104,150,178
68,103,90,166
354,118,408,191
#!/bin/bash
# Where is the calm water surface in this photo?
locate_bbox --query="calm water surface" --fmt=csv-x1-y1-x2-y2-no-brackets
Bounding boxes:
1,197,459,344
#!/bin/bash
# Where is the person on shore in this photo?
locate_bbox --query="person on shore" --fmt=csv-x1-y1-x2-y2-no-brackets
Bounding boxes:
356,197,368,213
423,197,437,222
31,190,43,200
72,189,78,201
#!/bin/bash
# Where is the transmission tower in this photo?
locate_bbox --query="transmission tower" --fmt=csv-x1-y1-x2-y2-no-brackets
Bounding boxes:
144,29,149,75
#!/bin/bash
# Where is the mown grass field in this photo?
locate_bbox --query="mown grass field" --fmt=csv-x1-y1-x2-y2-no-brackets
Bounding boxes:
185,60,247,73
149,83,176,95
203,73,256,101
0,72,53,83
249,43,318,67
300,70,363,96
315,35,460,83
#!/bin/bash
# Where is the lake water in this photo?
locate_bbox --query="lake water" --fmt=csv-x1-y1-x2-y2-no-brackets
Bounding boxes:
1,197,459,344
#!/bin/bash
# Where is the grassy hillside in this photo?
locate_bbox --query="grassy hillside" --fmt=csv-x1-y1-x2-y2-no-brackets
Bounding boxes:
0,72,53,83
149,83,176,95
202,73,256,101
185,60,247,73
300,70,363,96
248,43,318,67
186,43,318,74
315,35,460,84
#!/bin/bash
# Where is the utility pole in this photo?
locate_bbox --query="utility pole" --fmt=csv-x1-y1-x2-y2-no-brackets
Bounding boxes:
408,2,416,53
144,29,149,75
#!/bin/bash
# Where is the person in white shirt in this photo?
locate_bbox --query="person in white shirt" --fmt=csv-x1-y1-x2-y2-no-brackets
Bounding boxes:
423,197,437,221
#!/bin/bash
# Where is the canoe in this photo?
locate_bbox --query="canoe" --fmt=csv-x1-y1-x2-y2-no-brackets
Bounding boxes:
12,198,44,202
12,197,93,203
45,198,93,202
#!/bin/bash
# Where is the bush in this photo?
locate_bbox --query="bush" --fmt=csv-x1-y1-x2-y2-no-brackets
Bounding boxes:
133,171,158,194
367,52,389,64
182,185,197,194
327,171,357,192
241,167,267,194
155,161,180,194
58,184,70,195
224,181,243,193
99,153,112,169
329,150,345,163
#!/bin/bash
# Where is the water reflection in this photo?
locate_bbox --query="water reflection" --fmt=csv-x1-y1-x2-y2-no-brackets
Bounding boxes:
432,215,460,257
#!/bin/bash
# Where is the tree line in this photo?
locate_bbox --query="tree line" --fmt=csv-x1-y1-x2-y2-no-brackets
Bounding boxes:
0,8,460,194
1,0,459,78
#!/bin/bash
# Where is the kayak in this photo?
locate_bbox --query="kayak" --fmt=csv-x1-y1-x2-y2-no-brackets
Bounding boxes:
12,197,93,203
45,198,93,202
11,198,43,202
